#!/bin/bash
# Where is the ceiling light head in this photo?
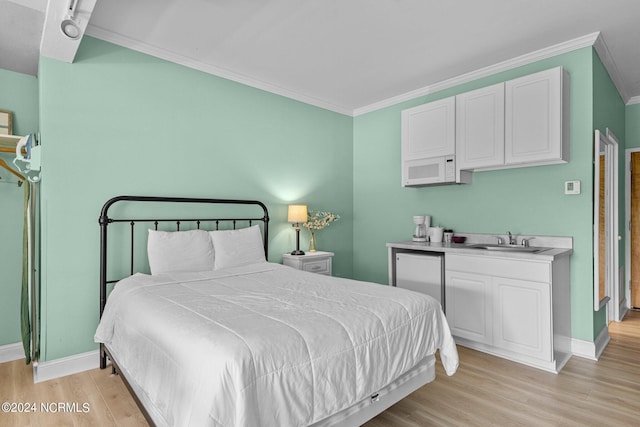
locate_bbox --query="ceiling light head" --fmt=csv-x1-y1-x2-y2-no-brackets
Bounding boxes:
60,0,81,40
61,18,81,40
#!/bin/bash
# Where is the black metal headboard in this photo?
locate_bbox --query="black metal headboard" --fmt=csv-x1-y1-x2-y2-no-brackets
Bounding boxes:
98,195,270,316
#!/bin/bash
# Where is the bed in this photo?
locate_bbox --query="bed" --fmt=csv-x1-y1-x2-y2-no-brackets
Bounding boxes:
95,196,458,427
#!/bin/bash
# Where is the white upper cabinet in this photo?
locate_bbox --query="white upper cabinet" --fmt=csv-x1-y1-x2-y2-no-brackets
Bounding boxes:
456,83,505,170
399,66,569,186
505,67,569,166
401,96,455,160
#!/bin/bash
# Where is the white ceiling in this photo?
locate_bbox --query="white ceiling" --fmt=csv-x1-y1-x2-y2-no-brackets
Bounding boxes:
0,0,46,75
3,0,640,115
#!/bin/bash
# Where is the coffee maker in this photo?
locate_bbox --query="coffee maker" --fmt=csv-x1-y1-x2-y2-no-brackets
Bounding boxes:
412,215,430,242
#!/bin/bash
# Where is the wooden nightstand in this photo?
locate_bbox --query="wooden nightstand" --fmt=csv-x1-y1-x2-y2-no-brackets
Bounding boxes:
282,251,334,276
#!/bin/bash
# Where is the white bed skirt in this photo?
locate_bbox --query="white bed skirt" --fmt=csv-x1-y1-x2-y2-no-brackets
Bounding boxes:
108,346,436,427
310,355,436,427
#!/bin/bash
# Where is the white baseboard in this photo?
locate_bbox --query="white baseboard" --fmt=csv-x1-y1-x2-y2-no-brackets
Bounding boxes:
619,305,629,322
0,342,25,363
571,325,610,360
33,350,100,383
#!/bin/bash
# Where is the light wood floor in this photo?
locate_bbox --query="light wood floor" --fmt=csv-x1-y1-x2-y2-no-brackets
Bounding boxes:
2,311,639,426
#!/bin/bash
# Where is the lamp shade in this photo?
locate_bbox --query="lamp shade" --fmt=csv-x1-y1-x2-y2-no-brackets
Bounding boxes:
287,205,308,223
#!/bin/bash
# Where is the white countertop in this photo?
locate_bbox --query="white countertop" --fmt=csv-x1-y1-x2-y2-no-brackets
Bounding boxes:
387,235,573,261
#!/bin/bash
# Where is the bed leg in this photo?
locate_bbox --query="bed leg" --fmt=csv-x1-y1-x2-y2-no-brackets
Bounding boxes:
100,344,107,369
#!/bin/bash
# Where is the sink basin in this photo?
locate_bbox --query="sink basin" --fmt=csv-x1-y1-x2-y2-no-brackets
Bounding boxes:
468,244,544,253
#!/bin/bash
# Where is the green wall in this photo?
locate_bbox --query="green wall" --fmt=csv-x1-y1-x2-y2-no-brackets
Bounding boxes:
0,69,39,347
25,36,637,361
627,104,640,149
37,37,354,361
353,48,598,342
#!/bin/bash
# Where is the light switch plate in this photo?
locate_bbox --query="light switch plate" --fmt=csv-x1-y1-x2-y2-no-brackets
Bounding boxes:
565,180,580,195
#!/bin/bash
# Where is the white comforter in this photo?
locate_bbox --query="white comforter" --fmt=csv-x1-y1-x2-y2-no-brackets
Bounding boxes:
95,262,458,427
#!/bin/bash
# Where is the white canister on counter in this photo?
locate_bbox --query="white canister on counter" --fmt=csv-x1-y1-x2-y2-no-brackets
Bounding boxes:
429,226,444,243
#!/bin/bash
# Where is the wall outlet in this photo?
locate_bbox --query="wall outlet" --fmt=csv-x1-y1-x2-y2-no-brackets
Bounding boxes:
565,180,581,195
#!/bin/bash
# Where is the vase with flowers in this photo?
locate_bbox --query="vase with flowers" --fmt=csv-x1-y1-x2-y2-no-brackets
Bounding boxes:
303,210,340,252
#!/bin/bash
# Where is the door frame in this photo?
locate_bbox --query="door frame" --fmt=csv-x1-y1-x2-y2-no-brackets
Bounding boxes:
624,147,640,314
593,129,620,321
605,129,621,321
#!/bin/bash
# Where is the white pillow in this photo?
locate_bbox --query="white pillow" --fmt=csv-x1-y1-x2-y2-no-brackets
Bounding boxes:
209,225,266,269
147,229,215,275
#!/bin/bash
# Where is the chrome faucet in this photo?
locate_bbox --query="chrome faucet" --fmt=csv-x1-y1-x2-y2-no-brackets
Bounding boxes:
520,237,535,247
507,231,517,245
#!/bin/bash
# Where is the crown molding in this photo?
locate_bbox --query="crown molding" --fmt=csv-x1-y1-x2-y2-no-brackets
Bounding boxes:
84,25,354,116
80,28,633,115
627,96,640,106
593,32,630,104
353,32,601,116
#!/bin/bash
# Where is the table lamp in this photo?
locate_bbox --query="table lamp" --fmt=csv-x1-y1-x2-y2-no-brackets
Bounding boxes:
288,204,307,255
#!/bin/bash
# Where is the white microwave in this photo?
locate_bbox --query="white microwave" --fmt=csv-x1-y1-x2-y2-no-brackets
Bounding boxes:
402,155,471,187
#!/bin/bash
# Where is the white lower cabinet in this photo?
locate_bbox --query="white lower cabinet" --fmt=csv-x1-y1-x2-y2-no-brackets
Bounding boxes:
445,253,571,373
492,277,551,361
445,270,492,345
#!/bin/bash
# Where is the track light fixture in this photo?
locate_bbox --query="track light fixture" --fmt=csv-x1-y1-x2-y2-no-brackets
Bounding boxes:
60,0,81,40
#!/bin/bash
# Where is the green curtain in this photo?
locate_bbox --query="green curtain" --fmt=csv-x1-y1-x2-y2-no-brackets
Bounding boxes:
21,182,31,364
